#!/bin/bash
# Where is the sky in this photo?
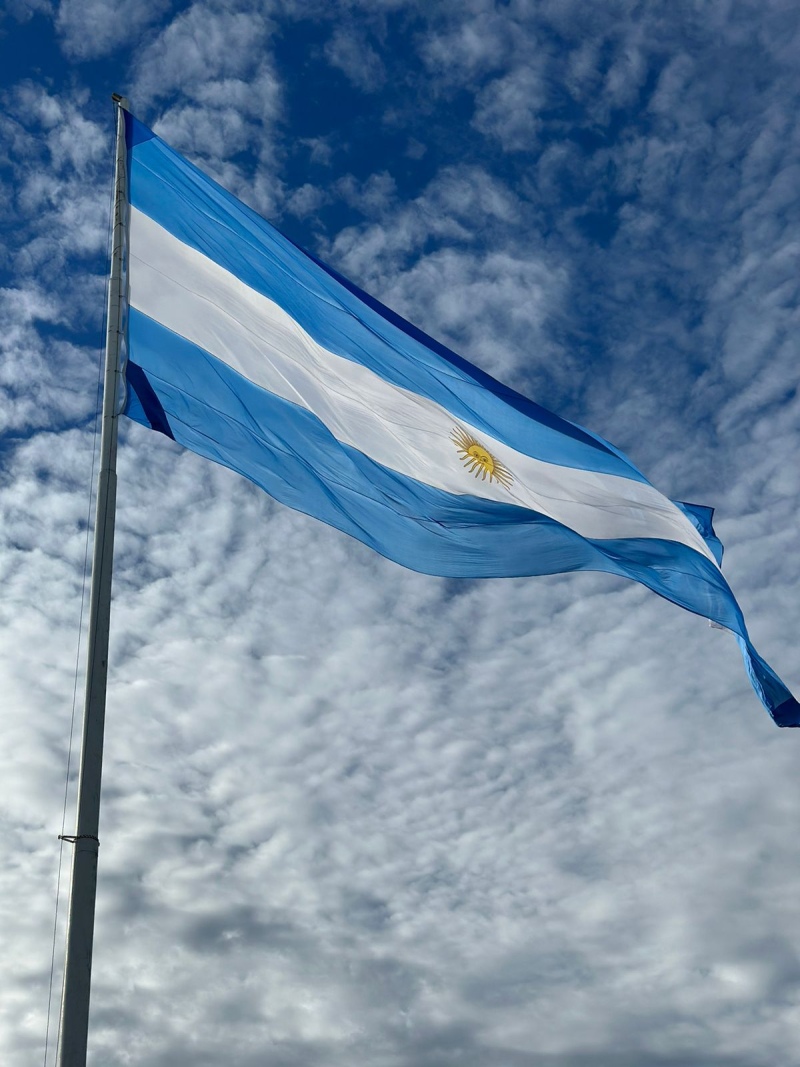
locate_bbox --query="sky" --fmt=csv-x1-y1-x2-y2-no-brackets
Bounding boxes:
1,1,799,1065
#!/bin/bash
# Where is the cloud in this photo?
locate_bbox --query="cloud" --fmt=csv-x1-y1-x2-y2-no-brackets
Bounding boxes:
0,88,111,436
1,3,799,1067
130,1,283,209
472,66,548,152
418,6,514,81
321,164,567,391
3,85,110,278
324,26,386,92
0,287,100,433
55,0,172,59
335,170,396,213
2,0,53,20
132,2,275,106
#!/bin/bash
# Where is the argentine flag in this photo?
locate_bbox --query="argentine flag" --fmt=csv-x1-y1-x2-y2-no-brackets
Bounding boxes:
122,111,797,727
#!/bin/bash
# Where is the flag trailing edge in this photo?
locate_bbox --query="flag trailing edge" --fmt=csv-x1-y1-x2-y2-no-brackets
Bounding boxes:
121,110,798,727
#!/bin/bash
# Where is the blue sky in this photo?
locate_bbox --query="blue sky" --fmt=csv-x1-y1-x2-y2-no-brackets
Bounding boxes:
1,2,799,1065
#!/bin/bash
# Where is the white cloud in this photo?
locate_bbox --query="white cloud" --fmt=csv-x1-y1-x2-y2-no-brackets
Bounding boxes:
133,3,275,105
335,170,396,214
154,103,253,161
472,65,547,152
285,182,328,219
299,135,334,167
131,1,282,198
3,85,111,279
419,8,513,81
323,164,565,389
325,26,386,92
382,246,564,386
55,0,171,59
1,3,799,1066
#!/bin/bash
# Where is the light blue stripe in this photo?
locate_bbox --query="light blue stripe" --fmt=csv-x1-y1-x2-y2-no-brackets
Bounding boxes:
125,308,798,725
673,501,723,565
125,113,648,485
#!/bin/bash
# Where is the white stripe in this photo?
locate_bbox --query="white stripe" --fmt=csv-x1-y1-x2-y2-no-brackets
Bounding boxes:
128,207,715,561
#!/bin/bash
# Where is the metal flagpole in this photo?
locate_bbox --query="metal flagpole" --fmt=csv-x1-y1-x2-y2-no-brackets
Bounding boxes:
57,93,129,1067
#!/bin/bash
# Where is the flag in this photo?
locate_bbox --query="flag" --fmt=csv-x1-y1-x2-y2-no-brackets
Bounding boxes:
121,111,797,727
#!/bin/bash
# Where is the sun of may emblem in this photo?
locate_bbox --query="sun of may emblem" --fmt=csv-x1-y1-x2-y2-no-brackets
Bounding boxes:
450,426,513,489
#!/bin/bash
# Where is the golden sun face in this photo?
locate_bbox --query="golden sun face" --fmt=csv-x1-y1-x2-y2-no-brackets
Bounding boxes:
450,426,513,489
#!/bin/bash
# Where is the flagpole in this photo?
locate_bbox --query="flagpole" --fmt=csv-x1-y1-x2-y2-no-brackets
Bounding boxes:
57,93,129,1067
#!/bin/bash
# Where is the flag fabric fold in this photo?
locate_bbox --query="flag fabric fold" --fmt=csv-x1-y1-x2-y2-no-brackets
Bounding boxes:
121,111,797,727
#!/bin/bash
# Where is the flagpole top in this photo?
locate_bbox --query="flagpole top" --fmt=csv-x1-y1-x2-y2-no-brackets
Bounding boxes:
111,93,129,111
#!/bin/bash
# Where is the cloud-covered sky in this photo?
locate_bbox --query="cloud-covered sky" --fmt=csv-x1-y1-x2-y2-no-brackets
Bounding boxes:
1,2,799,1064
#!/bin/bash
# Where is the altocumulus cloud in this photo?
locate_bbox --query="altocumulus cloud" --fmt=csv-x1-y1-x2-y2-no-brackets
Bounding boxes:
0,2,798,1066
